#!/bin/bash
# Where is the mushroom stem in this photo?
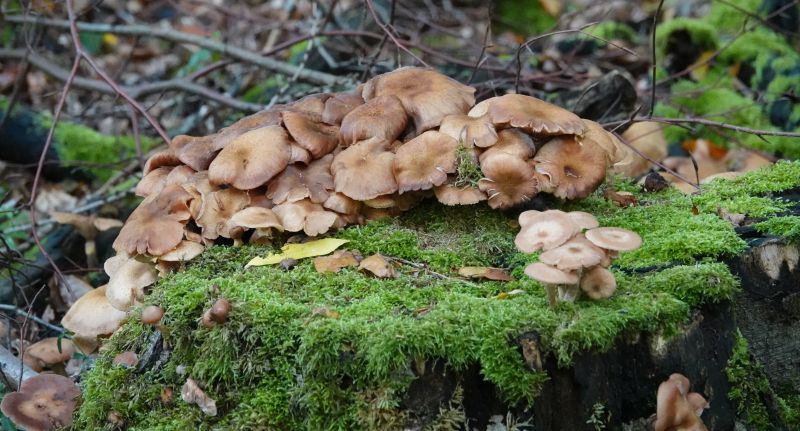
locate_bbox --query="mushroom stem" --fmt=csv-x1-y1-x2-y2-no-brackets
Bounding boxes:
544,284,557,308
84,239,98,268
558,284,581,302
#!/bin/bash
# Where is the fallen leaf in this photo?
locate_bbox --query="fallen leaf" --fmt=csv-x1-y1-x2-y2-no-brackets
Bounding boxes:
181,378,217,416
245,238,349,267
458,266,512,281
358,254,395,278
313,250,359,273
717,208,746,227
603,189,638,207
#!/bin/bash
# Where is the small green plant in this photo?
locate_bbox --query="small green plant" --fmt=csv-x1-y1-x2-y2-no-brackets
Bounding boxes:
586,403,608,431
453,144,483,188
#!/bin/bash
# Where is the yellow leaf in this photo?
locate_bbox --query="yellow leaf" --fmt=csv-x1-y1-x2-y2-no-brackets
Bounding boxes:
458,266,512,281
102,33,120,47
245,238,349,267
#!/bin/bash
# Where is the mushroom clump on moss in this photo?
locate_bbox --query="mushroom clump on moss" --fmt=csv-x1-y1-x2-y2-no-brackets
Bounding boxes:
65,67,636,349
655,373,709,431
516,210,641,307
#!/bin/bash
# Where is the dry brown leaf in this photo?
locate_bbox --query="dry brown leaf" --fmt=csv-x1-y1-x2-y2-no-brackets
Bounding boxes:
603,189,638,207
358,254,395,278
313,250,359,273
717,208,746,227
458,266,512,281
181,378,217,416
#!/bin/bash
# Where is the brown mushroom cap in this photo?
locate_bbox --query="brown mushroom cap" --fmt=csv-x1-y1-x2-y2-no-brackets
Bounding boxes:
655,374,709,431
532,135,608,200
266,154,334,205
208,125,292,190
23,338,75,372
195,188,251,240
143,149,182,175
289,93,331,116
478,129,536,164
282,111,340,159
175,134,220,171
289,144,312,165
478,153,539,209
331,138,398,201
585,227,642,251
468,94,586,136
136,166,172,197
272,199,338,236
106,257,158,311
322,92,365,125
393,131,459,193
514,210,580,252
61,285,128,339
141,305,165,324
433,183,487,206
523,262,579,285
0,373,80,431
567,211,599,230
113,184,192,256
340,95,408,145
158,240,205,262
579,266,617,299
228,207,284,231
438,114,498,148
361,67,476,134
323,193,362,215
539,234,606,270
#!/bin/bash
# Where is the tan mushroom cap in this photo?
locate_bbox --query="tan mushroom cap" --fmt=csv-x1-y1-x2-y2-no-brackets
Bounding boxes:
289,144,312,164
468,94,586,136
394,131,459,193
585,227,642,251
332,138,398,201
106,257,158,311
340,95,408,145
141,305,165,324
289,93,331,116
282,111,340,159
533,135,608,200
228,207,284,231
579,266,617,300
158,240,205,262
0,373,80,431
478,153,539,209
438,114,498,148
113,184,192,256
478,129,536,164
195,188,251,240
50,211,121,240
23,338,75,372
175,134,220,171
322,92,365,125
567,211,599,230
514,210,580,252
266,154,334,205
655,374,709,431
208,125,292,190
524,262,579,285
539,234,606,270
323,193,361,215
62,285,128,338
361,67,476,134
165,165,196,186
136,166,172,197
272,199,338,236
143,149,182,175
433,183,487,206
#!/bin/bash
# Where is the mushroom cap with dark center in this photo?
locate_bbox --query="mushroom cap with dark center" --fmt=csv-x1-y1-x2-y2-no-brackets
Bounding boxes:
539,234,605,270
340,95,408,145
0,373,80,431
468,94,586,136
266,154,334,205
322,92,365,125
113,184,192,256
584,227,642,251
208,125,292,190
282,111,340,159
393,131,459,193
478,129,536,164
331,138,398,201
477,153,539,209
532,135,608,200
523,262,579,285
61,285,128,338
579,266,617,299
514,210,580,252
361,67,476,134
438,114,498,148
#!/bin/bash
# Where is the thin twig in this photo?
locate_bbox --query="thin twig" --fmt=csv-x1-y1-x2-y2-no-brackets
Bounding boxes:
387,256,481,288
604,116,800,138
0,304,65,333
365,0,430,67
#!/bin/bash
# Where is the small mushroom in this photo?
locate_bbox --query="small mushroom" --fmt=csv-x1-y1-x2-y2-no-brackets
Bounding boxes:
340,95,408,145
227,207,284,244
141,305,165,325
438,114,498,148
158,241,205,264
208,125,292,190
195,188,251,240
282,111,340,159
584,227,642,252
468,94,585,136
202,298,231,328
514,210,580,252
0,373,80,431
523,262,578,308
538,234,605,271
478,153,539,209
113,351,139,368
331,138,398,201
61,286,128,352
393,131,459,193
143,149,182,175
655,373,709,431
272,199,338,236
361,67,476,134
579,266,617,300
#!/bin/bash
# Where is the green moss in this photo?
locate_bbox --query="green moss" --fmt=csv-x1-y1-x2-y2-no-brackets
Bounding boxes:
708,0,762,33
583,21,637,44
754,216,800,243
453,145,483,188
726,331,782,430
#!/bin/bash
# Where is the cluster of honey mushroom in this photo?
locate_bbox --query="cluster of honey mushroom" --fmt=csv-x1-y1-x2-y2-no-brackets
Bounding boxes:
516,209,641,307
59,67,635,352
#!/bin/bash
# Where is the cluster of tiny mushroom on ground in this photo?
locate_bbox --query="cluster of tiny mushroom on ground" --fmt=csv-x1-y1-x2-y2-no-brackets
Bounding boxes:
515,209,642,307
0,67,659,430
